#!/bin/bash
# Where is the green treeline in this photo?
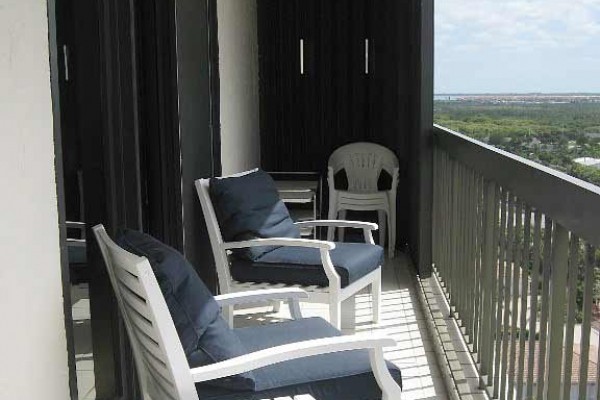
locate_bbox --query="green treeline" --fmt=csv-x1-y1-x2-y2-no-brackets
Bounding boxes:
434,101,600,187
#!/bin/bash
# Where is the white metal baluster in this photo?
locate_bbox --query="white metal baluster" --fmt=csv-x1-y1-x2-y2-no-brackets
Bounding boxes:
526,210,542,399
480,180,497,389
508,200,523,399
500,195,515,399
494,188,509,398
562,234,580,400
578,244,596,400
536,217,553,400
515,206,532,400
545,224,569,399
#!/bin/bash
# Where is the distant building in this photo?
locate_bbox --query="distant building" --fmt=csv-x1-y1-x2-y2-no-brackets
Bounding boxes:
574,157,600,170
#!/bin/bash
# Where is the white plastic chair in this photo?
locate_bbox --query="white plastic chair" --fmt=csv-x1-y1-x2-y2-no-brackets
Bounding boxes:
93,224,403,400
195,170,382,330
327,142,399,258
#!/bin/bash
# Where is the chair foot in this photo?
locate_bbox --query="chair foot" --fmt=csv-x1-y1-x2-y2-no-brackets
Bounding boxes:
222,305,234,328
271,300,281,313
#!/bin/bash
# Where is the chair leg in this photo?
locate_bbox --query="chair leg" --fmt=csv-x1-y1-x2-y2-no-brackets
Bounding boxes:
222,305,234,328
329,300,341,330
271,300,281,313
327,204,337,241
378,210,386,246
339,210,347,242
389,205,396,258
341,295,356,331
372,270,382,324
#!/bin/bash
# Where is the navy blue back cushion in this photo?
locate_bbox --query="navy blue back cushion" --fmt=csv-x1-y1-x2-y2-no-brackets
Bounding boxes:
117,230,256,390
209,170,301,261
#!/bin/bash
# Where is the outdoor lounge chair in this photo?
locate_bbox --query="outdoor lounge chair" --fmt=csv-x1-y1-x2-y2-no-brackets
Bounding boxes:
195,169,383,329
93,225,403,400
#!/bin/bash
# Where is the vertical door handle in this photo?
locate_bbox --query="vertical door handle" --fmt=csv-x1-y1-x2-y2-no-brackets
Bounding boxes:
63,44,70,82
300,38,305,75
365,39,370,75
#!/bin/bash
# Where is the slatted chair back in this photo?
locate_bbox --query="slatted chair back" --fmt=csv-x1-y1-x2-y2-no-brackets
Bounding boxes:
328,142,399,192
93,225,199,400
195,169,258,294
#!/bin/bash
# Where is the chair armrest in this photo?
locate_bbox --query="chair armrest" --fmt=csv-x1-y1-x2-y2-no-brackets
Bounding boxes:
222,238,335,251
190,334,402,397
295,220,378,231
295,220,377,245
214,288,308,306
214,288,308,320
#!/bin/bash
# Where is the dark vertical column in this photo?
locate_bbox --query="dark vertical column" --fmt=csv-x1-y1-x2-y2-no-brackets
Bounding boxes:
367,0,412,248
174,0,220,289
408,0,434,276
135,0,184,249
74,0,144,397
49,0,78,398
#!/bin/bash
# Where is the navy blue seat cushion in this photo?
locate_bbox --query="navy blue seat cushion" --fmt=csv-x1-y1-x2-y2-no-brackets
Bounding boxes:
196,317,402,400
117,230,256,391
209,170,301,261
231,242,383,288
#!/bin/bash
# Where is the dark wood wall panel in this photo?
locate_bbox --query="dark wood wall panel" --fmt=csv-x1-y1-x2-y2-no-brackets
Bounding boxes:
258,0,413,245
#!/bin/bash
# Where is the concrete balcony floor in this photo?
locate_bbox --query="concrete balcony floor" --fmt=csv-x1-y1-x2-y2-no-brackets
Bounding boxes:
71,254,448,400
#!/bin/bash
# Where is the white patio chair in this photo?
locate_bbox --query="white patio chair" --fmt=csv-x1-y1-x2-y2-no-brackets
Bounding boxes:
195,169,382,330
327,142,400,258
93,225,403,400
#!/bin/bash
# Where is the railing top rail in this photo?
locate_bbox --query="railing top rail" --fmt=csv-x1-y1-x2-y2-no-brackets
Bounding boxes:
434,124,600,247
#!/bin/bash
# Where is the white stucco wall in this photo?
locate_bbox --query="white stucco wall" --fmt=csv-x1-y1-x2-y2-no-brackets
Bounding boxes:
0,2,70,399
217,0,261,175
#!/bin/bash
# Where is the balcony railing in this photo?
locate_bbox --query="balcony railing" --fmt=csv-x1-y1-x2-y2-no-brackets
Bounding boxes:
431,125,600,400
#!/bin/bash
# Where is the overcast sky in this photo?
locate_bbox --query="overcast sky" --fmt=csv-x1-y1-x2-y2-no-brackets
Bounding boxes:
435,0,600,94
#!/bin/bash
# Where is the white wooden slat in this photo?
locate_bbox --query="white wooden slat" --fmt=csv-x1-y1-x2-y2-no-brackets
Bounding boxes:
147,378,178,400
120,283,153,321
133,324,171,367
142,350,176,389
127,305,161,344
143,358,178,400
114,264,145,296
